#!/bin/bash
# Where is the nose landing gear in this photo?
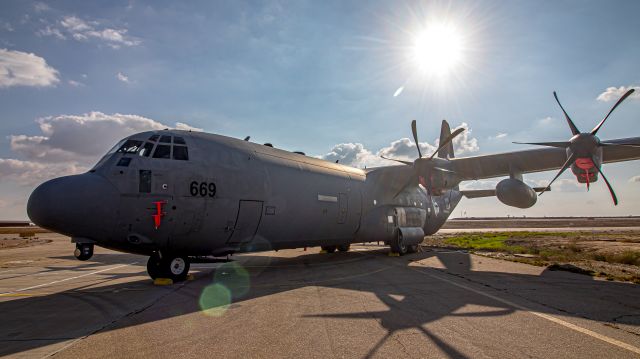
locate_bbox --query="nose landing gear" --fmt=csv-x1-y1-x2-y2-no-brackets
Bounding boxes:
74,243,94,261
146,253,190,282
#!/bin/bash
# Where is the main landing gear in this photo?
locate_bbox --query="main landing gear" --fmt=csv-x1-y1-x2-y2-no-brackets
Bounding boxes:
146,253,190,282
389,233,419,256
74,243,94,261
321,244,351,253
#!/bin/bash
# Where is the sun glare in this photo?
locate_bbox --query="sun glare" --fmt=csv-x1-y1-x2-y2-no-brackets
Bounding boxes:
412,22,464,77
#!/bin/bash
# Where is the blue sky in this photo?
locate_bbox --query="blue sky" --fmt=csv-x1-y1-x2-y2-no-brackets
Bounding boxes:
1,0,639,219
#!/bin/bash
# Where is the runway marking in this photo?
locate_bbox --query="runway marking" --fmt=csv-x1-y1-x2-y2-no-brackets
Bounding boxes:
410,265,640,355
0,262,138,295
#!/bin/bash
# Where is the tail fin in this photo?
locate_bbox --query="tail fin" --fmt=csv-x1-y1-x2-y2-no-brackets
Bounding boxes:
438,120,455,159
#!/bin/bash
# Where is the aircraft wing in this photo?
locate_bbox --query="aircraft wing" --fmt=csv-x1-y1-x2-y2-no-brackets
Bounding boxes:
450,137,640,181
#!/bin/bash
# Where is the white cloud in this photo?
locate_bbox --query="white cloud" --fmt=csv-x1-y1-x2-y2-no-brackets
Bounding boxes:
0,48,59,88
67,79,83,87
175,122,203,132
319,123,479,168
596,85,640,102
489,132,508,140
5,112,201,185
0,158,87,185
33,2,50,12
39,16,140,49
36,26,66,40
537,116,554,126
116,72,130,83
1,22,14,32
9,112,199,162
448,122,479,155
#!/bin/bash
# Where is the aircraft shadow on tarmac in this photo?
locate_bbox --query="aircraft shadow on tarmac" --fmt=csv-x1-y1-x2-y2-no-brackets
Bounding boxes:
2,248,640,358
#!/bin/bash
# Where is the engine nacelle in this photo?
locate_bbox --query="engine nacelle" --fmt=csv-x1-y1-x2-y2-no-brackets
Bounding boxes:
496,178,537,209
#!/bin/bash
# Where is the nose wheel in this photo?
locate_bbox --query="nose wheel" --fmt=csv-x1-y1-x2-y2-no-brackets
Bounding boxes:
147,253,190,282
74,243,94,261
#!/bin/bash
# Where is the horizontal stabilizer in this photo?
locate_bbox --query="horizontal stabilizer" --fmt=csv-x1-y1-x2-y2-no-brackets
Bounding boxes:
462,186,549,199
461,189,496,198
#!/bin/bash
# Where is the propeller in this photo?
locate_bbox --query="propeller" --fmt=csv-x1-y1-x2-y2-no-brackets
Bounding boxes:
383,120,465,199
514,88,635,205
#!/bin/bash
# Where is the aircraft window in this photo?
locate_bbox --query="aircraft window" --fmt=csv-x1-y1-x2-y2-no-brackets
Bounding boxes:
117,157,132,167
174,136,186,145
139,142,154,157
152,144,171,159
160,135,172,143
107,139,126,155
173,146,189,160
117,140,143,153
139,170,152,193
148,135,159,142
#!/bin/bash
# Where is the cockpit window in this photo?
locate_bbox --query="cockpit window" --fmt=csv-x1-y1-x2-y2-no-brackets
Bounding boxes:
117,140,144,153
152,144,171,159
174,136,186,145
159,135,172,143
173,146,189,160
139,142,154,157
148,134,159,142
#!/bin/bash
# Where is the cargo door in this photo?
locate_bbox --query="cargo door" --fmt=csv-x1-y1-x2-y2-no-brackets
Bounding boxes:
227,200,263,246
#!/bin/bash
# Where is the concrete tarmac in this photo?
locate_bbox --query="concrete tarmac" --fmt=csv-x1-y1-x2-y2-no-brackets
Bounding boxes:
2,234,640,358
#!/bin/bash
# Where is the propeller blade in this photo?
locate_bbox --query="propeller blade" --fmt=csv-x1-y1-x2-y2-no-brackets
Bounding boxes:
380,155,413,165
592,158,618,205
539,152,577,196
411,120,423,158
600,142,640,148
591,88,635,135
553,91,581,136
429,127,465,160
512,141,571,148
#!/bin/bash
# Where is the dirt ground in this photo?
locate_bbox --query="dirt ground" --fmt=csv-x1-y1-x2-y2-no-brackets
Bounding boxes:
425,230,640,283
0,227,52,250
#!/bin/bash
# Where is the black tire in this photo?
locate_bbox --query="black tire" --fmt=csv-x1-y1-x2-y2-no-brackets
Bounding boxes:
337,244,350,252
407,244,419,253
389,232,407,255
74,243,94,261
160,255,190,282
321,245,337,253
147,254,162,280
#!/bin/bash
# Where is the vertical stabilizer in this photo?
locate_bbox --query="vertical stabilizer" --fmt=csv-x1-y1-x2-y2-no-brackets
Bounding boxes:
438,120,455,159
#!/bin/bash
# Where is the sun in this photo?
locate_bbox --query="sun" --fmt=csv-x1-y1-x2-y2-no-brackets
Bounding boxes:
411,22,464,77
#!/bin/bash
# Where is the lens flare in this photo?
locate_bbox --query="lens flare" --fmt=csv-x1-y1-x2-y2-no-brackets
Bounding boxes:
199,283,231,317
214,261,250,299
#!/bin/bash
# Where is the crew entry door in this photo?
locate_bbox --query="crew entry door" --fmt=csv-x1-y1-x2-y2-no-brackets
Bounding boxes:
227,200,263,246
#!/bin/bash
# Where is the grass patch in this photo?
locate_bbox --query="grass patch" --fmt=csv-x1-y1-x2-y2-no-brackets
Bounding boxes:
444,233,526,253
592,251,640,266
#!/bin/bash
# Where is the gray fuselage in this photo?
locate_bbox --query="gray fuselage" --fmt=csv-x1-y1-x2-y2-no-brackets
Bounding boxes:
27,129,460,257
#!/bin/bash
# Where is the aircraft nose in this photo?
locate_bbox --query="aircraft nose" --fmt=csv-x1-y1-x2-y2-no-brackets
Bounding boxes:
27,173,120,238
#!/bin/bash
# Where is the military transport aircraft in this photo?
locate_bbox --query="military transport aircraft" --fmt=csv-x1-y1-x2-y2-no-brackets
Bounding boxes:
27,89,640,281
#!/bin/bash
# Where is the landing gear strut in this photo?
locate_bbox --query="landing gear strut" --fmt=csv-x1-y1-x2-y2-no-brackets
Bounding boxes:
147,253,190,282
74,243,94,261
321,245,337,253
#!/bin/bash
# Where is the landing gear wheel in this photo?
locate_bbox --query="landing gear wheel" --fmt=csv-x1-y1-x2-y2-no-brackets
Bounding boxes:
390,232,407,256
337,244,351,252
321,245,337,253
161,255,190,282
407,244,419,254
74,243,94,261
147,254,162,280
